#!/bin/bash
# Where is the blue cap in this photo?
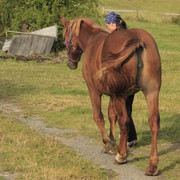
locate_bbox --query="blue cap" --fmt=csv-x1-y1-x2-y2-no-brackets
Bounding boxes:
105,12,121,24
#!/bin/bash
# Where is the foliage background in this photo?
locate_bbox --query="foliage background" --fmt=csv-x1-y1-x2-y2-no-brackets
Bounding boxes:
0,0,99,50
0,0,180,50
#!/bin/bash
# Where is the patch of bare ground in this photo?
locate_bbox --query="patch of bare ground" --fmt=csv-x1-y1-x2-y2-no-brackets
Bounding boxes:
0,171,17,180
0,53,66,63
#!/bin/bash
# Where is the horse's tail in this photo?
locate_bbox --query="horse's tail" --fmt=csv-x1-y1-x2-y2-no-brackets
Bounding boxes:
94,39,144,97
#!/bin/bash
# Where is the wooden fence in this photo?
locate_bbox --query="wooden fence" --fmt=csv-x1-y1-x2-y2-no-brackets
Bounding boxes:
102,7,180,21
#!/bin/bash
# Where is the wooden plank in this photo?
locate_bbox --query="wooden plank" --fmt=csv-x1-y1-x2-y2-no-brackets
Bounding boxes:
8,34,54,55
102,8,137,13
163,13,180,16
6,31,56,39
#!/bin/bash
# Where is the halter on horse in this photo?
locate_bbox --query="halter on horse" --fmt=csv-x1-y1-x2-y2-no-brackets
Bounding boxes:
64,28,83,63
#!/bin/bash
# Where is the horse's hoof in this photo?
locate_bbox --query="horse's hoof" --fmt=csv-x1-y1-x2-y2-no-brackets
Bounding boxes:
114,153,127,164
145,165,158,176
103,141,118,155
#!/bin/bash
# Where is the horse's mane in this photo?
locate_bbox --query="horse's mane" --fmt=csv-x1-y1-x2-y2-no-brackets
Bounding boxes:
63,18,108,37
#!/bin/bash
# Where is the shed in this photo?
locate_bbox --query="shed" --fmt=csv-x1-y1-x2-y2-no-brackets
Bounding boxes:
8,25,57,55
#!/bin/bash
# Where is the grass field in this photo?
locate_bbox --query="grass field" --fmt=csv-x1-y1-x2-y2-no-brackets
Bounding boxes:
0,1,180,179
99,0,180,12
99,0,180,24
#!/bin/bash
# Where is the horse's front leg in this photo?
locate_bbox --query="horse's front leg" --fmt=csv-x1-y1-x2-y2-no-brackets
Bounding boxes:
89,90,109,145
108,97,117,141
113,98,129,164
106,97,118,155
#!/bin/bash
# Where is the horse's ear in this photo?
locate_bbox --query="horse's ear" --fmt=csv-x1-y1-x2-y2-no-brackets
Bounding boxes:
61,17,69,27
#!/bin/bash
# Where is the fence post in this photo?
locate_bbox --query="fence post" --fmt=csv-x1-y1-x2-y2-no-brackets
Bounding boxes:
102,7,104,14
136,9,139,21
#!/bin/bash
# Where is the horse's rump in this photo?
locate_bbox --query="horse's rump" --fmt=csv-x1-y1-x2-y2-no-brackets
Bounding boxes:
95,29,144,97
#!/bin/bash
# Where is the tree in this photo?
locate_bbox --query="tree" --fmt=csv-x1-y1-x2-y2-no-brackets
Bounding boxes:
0,0,100,50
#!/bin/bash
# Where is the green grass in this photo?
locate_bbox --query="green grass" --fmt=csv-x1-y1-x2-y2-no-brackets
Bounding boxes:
0,7,180,179
99,0,180,12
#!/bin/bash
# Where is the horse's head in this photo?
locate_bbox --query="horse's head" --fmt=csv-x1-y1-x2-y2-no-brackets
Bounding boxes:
61,17,83,70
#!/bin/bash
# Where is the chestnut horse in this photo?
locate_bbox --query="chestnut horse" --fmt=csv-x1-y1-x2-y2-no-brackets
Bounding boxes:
61,17,161,176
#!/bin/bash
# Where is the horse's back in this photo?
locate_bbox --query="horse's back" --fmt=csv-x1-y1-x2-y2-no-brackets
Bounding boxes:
102,28,161,67
102,29,141,62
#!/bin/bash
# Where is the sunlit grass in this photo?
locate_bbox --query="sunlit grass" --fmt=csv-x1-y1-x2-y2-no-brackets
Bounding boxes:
99,0,180,13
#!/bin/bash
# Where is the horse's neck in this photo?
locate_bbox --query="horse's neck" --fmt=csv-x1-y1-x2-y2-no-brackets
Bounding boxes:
79,24,107,51
78,26,93,51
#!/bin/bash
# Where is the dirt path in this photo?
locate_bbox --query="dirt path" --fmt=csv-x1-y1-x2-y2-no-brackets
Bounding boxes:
0,170,17,180
0,100,159,180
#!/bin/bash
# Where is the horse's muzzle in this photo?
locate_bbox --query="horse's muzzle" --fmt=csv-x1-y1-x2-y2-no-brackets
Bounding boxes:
66,60,78,70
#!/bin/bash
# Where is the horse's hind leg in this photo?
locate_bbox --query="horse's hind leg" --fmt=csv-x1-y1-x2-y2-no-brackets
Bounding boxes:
144,90,160,176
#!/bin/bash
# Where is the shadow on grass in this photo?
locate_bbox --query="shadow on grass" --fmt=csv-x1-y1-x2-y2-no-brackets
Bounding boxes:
159,159,180,175
138,112,180,146
0,79,88,98
132,113,180,174
0,79,37,97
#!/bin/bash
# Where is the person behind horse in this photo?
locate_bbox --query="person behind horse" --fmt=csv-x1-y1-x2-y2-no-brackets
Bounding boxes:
105,12,137,147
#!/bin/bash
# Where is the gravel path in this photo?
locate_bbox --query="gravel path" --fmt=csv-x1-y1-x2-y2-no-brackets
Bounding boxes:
0,170,17,180
0,100,159,180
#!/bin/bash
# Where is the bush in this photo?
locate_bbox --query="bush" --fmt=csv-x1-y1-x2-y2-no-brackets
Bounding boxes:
0,0,100,51
171,16,180,25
